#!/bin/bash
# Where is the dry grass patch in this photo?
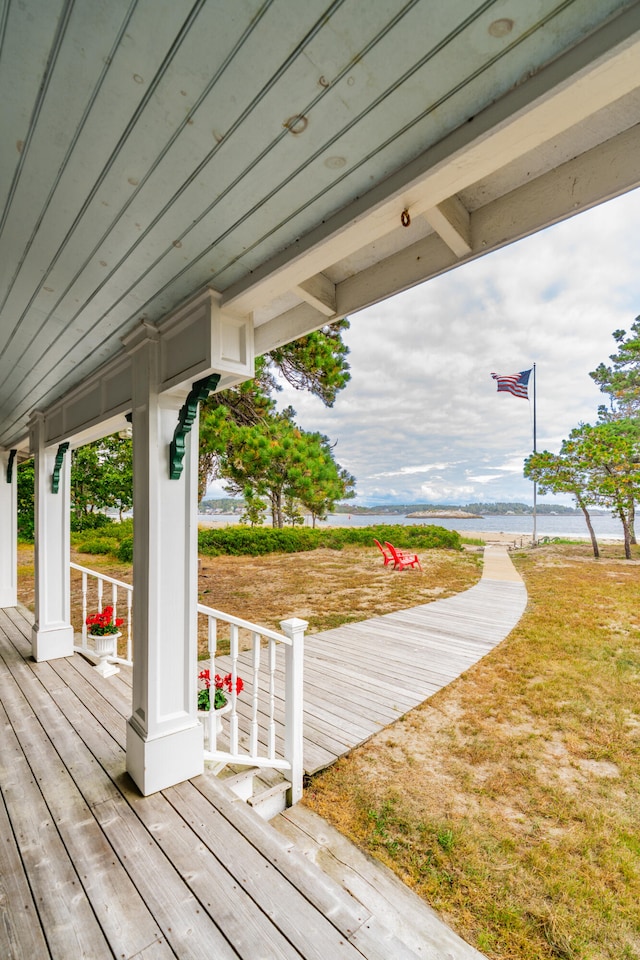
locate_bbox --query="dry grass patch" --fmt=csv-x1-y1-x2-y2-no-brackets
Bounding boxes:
197,544,479,655
304,543,640,960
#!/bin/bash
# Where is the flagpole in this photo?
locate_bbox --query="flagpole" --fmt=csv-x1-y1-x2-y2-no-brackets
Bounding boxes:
532,362,537,545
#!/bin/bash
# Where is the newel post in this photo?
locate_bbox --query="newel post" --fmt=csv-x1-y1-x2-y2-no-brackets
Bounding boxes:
280,617,307,805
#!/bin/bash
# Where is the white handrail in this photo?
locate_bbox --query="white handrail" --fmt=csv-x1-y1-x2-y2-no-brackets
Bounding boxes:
197,602,307,805
196,602,292,643
69,563,306,804
70,562,133,664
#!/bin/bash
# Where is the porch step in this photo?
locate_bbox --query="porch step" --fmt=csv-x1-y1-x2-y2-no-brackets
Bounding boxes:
218,765,292,819
247,778,291,820
222,767,258,802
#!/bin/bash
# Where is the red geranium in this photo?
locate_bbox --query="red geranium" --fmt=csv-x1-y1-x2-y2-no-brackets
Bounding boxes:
85,605,124,636
198,668,244,710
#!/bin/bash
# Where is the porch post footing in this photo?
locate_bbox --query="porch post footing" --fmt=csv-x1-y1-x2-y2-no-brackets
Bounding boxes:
32,624,74,661
126,718,204,796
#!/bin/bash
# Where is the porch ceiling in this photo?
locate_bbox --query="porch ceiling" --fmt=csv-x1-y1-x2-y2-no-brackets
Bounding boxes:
2,0,640,451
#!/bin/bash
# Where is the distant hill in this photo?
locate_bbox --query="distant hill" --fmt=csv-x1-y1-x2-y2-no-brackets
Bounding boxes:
332,501,581,516
200,497,604,517
199,498,244,513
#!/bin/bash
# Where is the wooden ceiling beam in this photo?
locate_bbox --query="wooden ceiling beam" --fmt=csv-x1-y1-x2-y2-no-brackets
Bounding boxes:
423,196,472,257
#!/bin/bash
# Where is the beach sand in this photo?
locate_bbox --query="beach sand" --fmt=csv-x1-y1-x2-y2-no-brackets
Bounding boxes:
457,529,531,545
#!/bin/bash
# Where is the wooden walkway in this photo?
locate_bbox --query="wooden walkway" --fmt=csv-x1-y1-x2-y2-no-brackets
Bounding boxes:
222,544,527,775
0,546,525,959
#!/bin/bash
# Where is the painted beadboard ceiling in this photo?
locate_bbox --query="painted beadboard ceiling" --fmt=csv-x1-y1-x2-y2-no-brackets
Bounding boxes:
2,0,640,449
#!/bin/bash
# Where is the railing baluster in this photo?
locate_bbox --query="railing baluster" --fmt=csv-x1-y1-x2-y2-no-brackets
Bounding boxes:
250,632,260,756
97,576,103,613
208,614,217,659
81,571,88,648
268,638,276,759
126,589,133,662
210,614,218,751
229,623,239,754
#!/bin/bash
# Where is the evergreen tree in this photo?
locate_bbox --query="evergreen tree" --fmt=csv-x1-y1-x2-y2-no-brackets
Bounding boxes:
201,408,354,528
525,443,600,556
590,317,640,419
199,321,351,499
590,319,640,542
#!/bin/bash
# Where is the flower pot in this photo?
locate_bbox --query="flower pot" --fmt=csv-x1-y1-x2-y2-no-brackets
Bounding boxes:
198,700,232,750
88,632,121,678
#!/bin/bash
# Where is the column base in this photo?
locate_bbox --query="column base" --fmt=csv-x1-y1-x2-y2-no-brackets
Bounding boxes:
126,717,204,795
0,590,17,608
32,624,74,661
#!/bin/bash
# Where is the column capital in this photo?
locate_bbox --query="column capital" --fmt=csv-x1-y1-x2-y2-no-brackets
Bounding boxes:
121,319,160,355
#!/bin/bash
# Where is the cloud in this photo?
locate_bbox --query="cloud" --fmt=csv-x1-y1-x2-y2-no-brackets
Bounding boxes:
466,474,504,483
212,186,640,507
371,462,456,478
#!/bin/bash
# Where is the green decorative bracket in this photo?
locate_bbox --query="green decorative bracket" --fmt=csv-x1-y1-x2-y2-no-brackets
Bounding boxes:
6,449,17,484
51,442,69,493
169,373,220,479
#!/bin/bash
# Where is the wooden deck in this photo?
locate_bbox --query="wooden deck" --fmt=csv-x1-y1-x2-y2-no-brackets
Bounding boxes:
0,604,429,960
0,545,524,959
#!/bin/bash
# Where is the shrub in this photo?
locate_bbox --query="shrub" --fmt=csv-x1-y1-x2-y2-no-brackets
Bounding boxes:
198,526,324,556
117,536,134,563
319,524,461,551
70,512,114,532
75,537,120,556
198,523,460,556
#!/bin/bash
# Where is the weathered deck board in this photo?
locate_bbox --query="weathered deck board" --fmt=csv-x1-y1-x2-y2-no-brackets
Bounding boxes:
0,607,422,960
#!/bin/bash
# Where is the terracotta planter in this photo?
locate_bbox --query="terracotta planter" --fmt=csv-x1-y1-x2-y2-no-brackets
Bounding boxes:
88,631,121,678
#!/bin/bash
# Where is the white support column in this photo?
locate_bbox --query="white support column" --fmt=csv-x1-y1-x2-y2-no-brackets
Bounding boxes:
0,450,17,608
29,413,74,660
125,332,204,795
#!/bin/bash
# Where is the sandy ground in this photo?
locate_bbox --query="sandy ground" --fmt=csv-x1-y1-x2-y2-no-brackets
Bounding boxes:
458,529,531,545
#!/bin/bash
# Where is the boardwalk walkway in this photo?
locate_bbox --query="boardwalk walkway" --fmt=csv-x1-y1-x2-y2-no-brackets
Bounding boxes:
222,544,527,775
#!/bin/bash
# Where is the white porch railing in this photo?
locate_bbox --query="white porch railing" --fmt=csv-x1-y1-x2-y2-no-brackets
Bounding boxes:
70,562,133,664
197,603,306,804
69,562,306,804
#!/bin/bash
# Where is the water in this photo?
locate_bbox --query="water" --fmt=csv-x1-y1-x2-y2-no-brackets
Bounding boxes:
198,512,625,540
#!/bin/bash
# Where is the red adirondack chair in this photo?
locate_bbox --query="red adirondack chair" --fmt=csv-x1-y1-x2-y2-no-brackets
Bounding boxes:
373,538,393,566
384,541,422,571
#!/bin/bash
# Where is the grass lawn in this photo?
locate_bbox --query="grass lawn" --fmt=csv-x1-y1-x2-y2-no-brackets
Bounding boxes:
304,543,640,959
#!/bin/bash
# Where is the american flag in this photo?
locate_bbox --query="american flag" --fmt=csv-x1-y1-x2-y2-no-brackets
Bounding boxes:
491,369,531,399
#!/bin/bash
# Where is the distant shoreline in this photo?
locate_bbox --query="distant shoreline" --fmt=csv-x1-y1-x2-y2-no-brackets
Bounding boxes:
406,510,483,519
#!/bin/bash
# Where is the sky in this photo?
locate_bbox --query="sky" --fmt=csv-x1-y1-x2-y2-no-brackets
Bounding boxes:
207,186,640,508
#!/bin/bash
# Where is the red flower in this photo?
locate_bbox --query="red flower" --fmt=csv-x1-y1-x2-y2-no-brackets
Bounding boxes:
85,605,123,635
197,668,243,710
